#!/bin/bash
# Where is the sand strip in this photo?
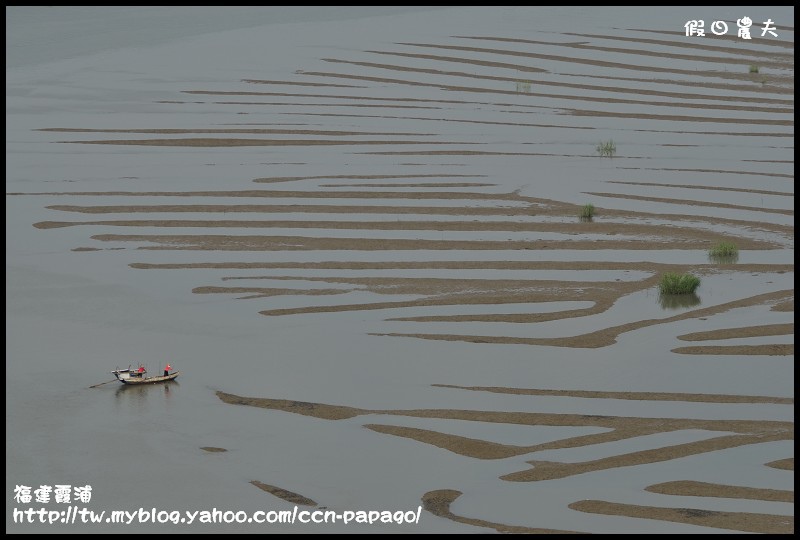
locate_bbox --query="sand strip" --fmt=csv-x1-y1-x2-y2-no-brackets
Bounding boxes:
645,480,793,502
250,481,317,506
422,489,583,534
431,384,793,404
568,500,793,534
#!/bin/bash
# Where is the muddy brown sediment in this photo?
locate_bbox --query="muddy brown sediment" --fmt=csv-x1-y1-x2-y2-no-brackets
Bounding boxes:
614,166,794,179
462,33,794,64
645,481,793,502
583,192,794,216
192,286,347,300
677,324,794,341
430,384,793,404
23,18,795,534
265,109,795,134
505,433,791,482
215,391,793,472
38,127,433,136
318,57,792,113
568,500,793,534
381,41,795,82
85,233,782,253
606,181,793,197
320,182,495,187
422,489,584,534
60,137,465,147
366,424,524,459
217,392,365,420
771,299,795,312
373,290,794,348
670,344,793,356
766,458,794,470
253,174,485,183
250,481,317,506
125,261,791,273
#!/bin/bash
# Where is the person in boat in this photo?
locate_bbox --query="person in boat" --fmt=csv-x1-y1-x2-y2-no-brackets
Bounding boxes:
164,363,172,377
137,365,146,374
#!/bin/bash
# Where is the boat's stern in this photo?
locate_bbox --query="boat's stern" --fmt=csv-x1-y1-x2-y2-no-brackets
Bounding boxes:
112,370,131,382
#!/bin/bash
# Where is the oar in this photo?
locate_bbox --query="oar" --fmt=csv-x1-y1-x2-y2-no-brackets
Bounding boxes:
89,379,118,388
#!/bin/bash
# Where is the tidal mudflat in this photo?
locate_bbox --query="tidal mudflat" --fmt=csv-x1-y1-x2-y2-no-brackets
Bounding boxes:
6,6,793,533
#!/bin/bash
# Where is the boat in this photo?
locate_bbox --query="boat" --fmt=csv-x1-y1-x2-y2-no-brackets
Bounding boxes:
112,365,180,385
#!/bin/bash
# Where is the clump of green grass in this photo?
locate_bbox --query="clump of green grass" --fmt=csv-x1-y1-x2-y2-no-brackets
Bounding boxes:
596,139,616,157
749,64,760,74
578,203,595,220
708,241,739,263
515,80,531,93
659,272,701,295
709,241,738,258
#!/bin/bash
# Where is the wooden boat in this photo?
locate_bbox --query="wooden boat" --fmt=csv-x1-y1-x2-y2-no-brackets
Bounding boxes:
112,366,180,385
